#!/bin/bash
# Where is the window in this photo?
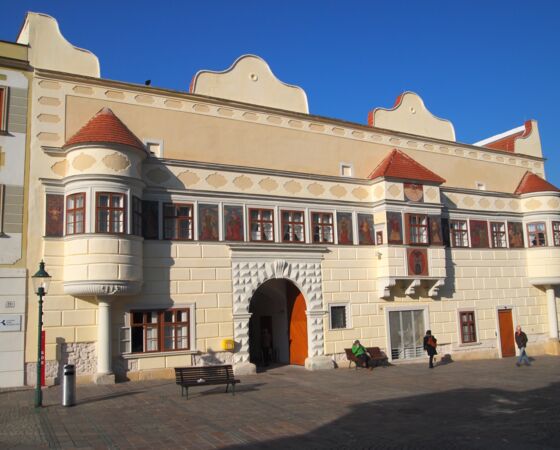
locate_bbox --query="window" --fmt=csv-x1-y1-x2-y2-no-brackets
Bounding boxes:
130,308,190,353
527,222,547,247
164,203,193,240
311,212,334,244
490,222,507,248
459,311,477,343
281,210,305,243
475,181,486,191
0,87,7,131
553,222,560,247
142,200,159,240
340,163,353,177
249,208,274,241
66,193,85,235
146,142,162,158
96,192,126,233
449,220,469,247
329,304,348,329
407,214,428,245
132,196,142,236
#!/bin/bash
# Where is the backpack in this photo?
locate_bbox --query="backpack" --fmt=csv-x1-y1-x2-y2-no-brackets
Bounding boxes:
427,336,437,348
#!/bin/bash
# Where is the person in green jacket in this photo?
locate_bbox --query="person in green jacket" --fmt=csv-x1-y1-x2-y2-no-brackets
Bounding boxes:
352,340,373,370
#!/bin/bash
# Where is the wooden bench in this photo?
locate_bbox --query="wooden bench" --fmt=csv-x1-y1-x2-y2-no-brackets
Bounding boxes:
174,365,240,399
345,347,389,369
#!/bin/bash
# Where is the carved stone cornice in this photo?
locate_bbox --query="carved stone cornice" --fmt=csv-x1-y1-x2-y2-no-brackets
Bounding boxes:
64,280,141,297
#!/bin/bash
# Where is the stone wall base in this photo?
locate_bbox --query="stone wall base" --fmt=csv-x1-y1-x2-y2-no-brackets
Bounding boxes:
305,356,334,370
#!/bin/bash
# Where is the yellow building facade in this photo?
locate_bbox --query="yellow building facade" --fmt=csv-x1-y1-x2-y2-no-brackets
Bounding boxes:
5,12,560,386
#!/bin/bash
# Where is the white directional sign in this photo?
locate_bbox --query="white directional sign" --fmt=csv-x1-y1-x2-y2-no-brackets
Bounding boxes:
0,315,22,332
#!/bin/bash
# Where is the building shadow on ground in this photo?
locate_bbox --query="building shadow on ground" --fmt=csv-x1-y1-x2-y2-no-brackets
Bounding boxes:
221,380,560,449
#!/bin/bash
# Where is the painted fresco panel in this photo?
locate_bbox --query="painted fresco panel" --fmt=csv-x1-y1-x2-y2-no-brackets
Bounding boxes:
337,212,353,245
224,205,244,241
387,212,403,244
357,213,375,245
198,204,219,241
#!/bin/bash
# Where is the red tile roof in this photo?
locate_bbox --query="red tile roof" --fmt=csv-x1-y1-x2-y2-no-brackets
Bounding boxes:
514,171,559,195
482,121,532,153
64,107,145,151
368,149,446,184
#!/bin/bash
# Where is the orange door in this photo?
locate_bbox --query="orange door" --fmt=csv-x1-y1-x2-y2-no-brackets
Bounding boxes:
289,292,308,365
498,309,515,357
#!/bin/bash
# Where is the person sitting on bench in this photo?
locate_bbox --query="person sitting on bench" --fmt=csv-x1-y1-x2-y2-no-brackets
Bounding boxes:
351,340,373,371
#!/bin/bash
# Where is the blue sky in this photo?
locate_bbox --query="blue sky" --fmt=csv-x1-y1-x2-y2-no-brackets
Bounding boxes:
2,1,560,186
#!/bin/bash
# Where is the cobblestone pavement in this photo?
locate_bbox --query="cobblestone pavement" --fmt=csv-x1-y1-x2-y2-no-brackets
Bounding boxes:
1,356,559,449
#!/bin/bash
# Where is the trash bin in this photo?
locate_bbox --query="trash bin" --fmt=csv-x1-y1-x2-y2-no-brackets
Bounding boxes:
62,364,76,406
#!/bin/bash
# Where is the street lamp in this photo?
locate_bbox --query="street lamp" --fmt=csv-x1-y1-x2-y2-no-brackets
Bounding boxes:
32,260,51,408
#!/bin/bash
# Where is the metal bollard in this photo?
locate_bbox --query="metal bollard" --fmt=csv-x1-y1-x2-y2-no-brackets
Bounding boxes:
62,364,76,406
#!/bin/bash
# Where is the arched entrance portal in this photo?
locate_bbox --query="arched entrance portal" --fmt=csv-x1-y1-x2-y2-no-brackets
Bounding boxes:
249,279,308,367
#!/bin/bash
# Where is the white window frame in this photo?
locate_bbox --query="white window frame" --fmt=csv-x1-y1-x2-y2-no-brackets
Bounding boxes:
328,303,351,330
143,138,164,158
120,303,197,356
340,162,354,177
456,309,480,346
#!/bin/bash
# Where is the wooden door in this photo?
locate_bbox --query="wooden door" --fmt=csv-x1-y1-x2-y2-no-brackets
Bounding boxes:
498,309,515,357
289,292,308,365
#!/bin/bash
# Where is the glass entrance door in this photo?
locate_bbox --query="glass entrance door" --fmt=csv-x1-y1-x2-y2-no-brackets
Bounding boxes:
389,310,425,360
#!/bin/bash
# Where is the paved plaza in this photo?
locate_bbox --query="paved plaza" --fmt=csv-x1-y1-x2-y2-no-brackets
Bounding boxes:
1,356,559,449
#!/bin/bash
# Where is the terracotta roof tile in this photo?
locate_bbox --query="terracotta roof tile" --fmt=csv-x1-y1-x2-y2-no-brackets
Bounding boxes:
368,149,446,184
514,171,559,195
64,107,145,151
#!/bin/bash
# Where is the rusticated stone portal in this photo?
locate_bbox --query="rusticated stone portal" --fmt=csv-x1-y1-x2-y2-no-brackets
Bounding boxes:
231,258,329,372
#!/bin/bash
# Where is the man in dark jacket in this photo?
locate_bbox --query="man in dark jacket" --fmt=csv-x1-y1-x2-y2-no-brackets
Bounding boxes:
515,325,531,366
423,330,437,368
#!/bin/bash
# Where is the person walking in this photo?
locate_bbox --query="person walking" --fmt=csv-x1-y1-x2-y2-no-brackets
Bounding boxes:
351,340,373,371
423,330,438,369
515,325,531,366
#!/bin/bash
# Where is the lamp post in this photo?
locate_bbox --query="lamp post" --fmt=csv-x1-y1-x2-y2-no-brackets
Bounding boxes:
32,260,51,408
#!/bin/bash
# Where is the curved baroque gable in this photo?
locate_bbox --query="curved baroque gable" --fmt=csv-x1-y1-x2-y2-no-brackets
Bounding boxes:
369,91,456,142
190,55,309,113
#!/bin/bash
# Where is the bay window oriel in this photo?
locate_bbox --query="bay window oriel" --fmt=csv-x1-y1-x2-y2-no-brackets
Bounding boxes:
527,222,547,247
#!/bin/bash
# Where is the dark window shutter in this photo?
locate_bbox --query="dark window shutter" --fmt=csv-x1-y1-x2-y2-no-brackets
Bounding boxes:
404,213,411,245
441,218,451,247
142,200,159,239
45,194,64,237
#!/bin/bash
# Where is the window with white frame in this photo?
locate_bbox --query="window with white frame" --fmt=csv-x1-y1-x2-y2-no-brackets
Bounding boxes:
329,304,349,329
449,220,469,247
490,222,507,248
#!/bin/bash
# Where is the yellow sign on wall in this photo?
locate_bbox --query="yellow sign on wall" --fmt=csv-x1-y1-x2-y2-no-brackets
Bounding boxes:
221,339,235,351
